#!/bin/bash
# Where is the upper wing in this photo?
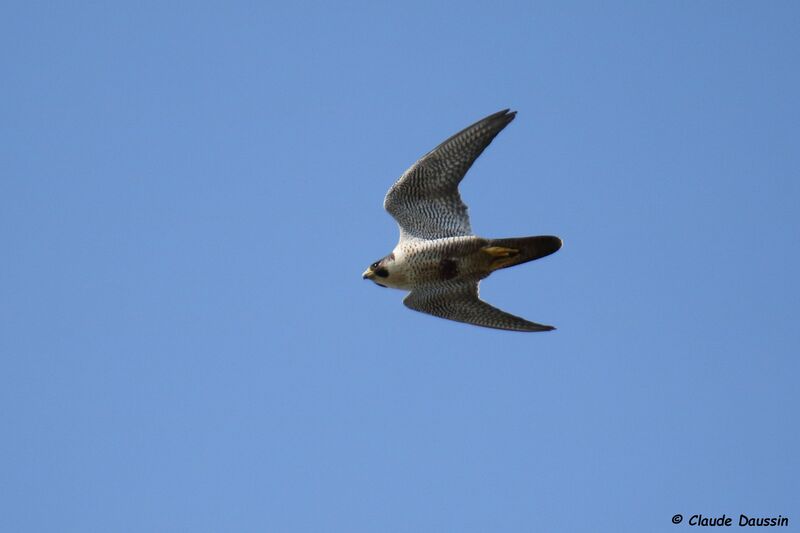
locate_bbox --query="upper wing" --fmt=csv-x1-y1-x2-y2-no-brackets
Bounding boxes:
384,109,516,242
403,280,555,332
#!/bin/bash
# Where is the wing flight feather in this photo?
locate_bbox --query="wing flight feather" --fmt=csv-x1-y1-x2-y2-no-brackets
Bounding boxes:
384,109,516,241
403,280,555,332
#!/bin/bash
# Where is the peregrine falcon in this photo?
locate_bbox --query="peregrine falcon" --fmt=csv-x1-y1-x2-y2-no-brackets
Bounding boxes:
362,109,562,332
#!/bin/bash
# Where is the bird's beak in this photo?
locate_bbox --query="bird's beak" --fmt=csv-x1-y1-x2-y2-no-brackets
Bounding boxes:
362,269,374,280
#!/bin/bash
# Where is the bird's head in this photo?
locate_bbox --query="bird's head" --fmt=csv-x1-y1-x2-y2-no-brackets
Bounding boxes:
362,253,396,288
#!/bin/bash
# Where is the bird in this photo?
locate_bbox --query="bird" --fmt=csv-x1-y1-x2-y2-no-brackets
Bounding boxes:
362,109,562,332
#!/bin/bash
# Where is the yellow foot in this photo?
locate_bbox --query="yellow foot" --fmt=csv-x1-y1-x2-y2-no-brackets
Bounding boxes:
482,246,519,258
482,246,520,271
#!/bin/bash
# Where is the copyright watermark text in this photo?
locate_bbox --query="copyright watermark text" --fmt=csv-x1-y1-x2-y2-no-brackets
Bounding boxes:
671,514,789,527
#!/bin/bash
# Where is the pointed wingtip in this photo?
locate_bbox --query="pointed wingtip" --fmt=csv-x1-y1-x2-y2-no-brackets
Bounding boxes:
488,108,516,123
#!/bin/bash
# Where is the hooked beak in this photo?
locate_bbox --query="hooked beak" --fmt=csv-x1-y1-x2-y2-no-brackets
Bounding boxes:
362,269,374,280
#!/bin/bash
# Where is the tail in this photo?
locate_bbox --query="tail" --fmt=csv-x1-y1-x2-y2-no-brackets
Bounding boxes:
483,235,562,271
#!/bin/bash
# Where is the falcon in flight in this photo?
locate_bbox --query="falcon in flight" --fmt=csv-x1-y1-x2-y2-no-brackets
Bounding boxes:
362,109,562,332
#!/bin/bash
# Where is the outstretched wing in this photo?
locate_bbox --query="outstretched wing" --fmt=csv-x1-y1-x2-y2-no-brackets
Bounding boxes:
403,280,555,332
384,109,516,242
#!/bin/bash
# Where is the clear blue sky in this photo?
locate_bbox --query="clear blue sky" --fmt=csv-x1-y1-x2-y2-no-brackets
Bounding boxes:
2,2,798,532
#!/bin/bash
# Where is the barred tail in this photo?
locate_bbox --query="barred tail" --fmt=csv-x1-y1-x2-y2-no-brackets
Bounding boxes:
484,235,562,271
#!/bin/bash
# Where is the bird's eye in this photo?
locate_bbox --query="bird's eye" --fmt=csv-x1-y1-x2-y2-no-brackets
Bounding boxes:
371,262,380,269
